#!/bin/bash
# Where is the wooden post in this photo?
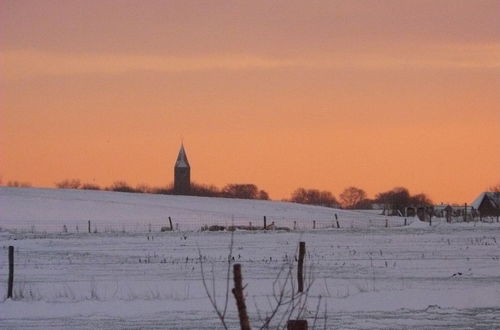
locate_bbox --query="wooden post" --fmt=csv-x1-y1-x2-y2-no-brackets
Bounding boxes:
263,216,267,230
287,320,308,330
404,218,407,226
313,220,316,230
464,203,468,222
294,221,297,230
8,246,14,299
429,216,432,226
88,220,91,233
168,217,173,231
385,219,388,228
298,241,306,293
232,264,251,330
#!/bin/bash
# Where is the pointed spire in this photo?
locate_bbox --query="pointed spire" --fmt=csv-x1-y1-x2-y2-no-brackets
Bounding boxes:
175,143,190,168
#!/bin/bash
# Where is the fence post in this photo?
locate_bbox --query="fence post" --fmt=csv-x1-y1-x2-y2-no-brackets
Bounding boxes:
293,221,297,230
313,220,316,230
464,203,468,222
232,264,251,330
298,241,306,293
287,320,308,330
263,216,267,230
88,220,91,234
8,246,14,299
168,217,173,231
404,218,407,226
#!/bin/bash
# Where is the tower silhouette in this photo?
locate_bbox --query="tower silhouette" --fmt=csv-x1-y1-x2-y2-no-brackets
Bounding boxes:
174,144,190,194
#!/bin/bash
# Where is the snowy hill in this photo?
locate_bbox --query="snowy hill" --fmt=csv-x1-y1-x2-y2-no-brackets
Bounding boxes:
0,187,403,232
2,188,500,328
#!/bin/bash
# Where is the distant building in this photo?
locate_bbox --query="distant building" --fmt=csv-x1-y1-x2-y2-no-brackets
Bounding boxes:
472,192,500,220
434,204,453,220
174,144,191,194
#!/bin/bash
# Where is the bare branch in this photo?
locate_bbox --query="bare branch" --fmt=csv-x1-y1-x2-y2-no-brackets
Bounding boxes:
222,230,234,318
311,295,322,329
197,245,228,330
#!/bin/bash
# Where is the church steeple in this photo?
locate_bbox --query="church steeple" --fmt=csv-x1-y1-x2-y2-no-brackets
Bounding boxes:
175,144,190,168
174,144,191,194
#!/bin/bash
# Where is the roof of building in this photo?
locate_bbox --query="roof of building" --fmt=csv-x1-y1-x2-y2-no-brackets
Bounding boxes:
175,144,190,168
434,204,453,211
471,192,500,209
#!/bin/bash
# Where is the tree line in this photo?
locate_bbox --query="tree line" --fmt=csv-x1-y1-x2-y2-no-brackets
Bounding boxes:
287,186,434,214
53,178,433,212
4,177,500,212
53,179,270,200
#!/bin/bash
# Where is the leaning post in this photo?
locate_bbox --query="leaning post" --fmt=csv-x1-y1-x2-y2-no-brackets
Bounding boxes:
232,264,251,330
8,246,14,299
298,241,306,293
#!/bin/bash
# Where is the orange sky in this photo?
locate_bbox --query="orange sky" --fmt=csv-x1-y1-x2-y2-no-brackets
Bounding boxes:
1,0,499,203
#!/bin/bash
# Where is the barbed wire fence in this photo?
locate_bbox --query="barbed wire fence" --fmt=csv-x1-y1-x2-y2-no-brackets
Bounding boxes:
0,214,417,234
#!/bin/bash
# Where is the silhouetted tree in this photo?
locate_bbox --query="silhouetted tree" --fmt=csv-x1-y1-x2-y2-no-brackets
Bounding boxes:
339,186,367,209
353,198,375,209
375,187,411,215
108,181,135,193
258,190,270,200
410,193,433,206
55,179,81,189
7,180,32,188
189,182,221,197
375,187,433,215
290,188,338,208
222,184,259,199
81,183,101,190
151,184,174,195
135,183,153,193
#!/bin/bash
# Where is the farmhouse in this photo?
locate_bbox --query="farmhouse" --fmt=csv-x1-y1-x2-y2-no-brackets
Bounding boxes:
471,192,500,220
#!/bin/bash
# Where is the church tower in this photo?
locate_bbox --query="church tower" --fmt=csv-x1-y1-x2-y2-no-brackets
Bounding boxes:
174,144,191,194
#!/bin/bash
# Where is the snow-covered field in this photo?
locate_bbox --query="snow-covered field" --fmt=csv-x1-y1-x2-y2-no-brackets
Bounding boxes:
1,188,500,329
0,187,407,232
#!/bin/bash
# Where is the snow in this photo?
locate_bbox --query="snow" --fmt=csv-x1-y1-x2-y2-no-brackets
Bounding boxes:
0,187,409,232
1,187,500,328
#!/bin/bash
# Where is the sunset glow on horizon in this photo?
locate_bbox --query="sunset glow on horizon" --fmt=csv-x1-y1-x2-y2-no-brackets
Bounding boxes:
1,0,499,204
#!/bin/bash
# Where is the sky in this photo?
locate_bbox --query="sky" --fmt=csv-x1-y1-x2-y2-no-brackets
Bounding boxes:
1,0,499,203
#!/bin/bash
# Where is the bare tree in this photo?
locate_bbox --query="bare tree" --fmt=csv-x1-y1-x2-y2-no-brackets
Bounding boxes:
7,180,32,187
198,231,235,329
107,181,135,193
339,187,367,209
81,183,101,190
55,178,81,189
222,184,260,199
290,188,338,208
200,236,324,329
